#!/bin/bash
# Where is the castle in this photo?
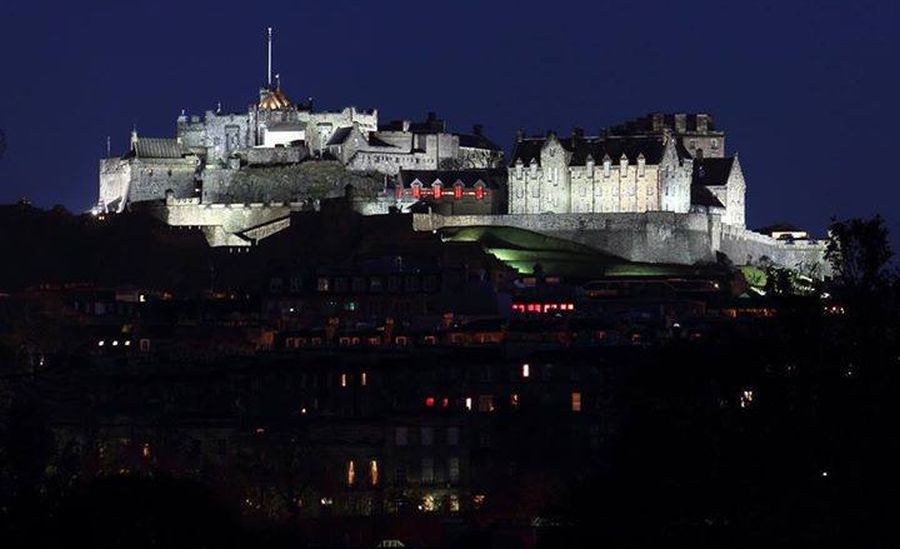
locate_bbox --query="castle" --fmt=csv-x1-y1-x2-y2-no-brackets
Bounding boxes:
97,29,824,271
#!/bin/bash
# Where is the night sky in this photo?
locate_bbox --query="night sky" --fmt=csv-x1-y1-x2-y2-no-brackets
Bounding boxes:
1,0,897,242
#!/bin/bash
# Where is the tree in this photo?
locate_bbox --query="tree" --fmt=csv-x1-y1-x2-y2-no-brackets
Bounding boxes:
825,215,893,292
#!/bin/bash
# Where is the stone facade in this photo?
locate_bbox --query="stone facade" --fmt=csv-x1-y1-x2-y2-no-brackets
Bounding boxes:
508,131,692,215
413,211,827,270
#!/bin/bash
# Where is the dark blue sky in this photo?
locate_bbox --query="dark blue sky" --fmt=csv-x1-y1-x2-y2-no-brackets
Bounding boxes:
1,0,897,241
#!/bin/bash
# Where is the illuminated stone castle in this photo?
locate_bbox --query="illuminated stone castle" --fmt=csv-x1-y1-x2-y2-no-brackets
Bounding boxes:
95,29,824,270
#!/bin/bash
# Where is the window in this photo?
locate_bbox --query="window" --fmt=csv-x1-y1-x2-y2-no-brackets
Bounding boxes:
411,182,422,198
449,457,460,483
421,427,434,446
477,395,495,413
340,373,348,387
446,427,459,446
395,427,408,446
571,392,582,412
317,277,330,292
370,460,379,486
347,460,355,487
475,184,485,200
711,138,719,149
361,372,367,386
521,363,530,378
421,458,434,484
510,393,520,409
453,183,463,199
432,183,443,199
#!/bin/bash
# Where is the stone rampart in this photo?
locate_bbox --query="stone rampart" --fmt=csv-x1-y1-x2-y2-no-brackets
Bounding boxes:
413,212,828,271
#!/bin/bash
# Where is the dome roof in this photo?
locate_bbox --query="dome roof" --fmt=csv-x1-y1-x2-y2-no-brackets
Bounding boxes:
258,88,293,111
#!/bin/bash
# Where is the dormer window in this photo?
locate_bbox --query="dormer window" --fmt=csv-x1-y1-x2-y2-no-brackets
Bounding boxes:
453,182,464,199
432,182,443,199
411,181,422,199
474,183,485,200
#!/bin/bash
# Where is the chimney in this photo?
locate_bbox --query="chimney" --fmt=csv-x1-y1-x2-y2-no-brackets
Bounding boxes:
651,113,664,132
696,113,709,133
572,127,585,139
402,120,410,132
473,124,483,136
516,129,525,142
674,114,687,134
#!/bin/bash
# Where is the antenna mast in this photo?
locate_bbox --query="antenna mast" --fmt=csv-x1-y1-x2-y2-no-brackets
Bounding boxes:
267,27,273,88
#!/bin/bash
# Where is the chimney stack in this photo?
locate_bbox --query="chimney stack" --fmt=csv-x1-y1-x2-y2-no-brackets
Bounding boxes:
696,113,710,133
572,127,585,139
516,129,525,142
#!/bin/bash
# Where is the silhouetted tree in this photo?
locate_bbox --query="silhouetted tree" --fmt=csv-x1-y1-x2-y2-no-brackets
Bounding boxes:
825,215,893,292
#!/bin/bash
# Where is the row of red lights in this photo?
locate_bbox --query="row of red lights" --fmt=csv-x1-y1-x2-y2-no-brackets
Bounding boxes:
397,186,487,200
512,303,576,313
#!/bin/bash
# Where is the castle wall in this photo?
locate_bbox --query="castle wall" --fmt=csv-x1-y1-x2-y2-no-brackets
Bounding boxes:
413,212,827,271
98,159,132,213
201,161,384,204
414,212,721,264
127,158,198,203
719,224,828,273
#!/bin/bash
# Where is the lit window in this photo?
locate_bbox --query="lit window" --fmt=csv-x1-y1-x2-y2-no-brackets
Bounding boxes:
465,397,473,411
474,185,485,200
454,184,463,199
425,397,435,407
571,392,582,412
449,493,460,511
412,183,422,198
347,460,355,486
510,393,520,409
433,183,442,199
340,373,348,387
441,397,449,408
370,460,379,486
521,363,530,378
98,340,105,347
317,277,330,292
361,372,367,386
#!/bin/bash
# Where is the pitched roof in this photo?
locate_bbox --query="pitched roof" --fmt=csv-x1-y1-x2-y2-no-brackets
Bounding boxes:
325,126,354,146
457,133,502,151
132,138,192,159
510,135,667,167
692,157,735,187
399,168,507,189
268,122,305,132
690,185,725,209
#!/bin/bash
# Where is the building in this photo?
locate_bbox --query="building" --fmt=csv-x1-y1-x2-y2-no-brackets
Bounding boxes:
326,113,504,176
507,129,693,215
